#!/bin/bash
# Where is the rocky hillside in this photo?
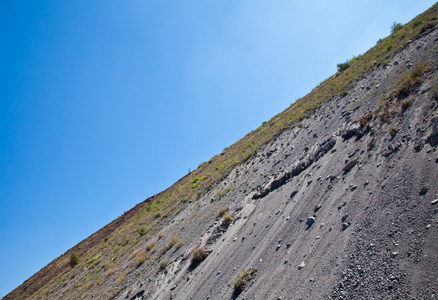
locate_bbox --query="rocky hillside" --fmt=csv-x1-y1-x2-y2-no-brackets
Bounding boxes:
4,4,438,300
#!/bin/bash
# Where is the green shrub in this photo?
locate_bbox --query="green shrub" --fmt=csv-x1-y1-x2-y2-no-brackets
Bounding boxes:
69,253,80,268
391,22,403,34
137,226,146,236
337,60,350,72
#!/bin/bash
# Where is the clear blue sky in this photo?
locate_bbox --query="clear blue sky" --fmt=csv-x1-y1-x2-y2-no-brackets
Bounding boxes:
0,1,435,297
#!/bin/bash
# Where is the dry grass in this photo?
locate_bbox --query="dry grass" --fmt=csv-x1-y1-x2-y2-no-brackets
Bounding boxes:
134,252,148,268
393,62,432,99
389,126,399,137
233,268,258,295
105,268,115,278
358,112,373,127
175,241,184,251
145,241,155,252
167,236,180,249
401,96,415,111
159,259,170,270
431,75,438,99
191,247,205,264
222,215,234,225
217,207,228,218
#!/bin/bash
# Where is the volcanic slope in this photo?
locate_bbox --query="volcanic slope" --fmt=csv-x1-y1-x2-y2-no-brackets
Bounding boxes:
5,4,438,300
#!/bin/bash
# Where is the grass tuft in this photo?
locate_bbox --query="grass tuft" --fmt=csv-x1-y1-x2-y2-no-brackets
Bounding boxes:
191,247,206,264
233,268,258,295
159,259,170,270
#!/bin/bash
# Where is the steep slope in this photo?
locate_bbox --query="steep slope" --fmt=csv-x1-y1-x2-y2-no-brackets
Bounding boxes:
4,4,438,300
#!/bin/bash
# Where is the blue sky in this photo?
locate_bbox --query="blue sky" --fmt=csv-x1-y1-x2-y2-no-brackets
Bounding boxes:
0,1,435,297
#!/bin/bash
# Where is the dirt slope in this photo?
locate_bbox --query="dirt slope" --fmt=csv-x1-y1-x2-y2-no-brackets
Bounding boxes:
114,26,438,300
4,8,438,300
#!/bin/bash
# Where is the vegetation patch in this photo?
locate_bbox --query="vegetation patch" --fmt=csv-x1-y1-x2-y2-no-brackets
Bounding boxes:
222,214,234,225
233,268,258,296
390,22,403,34
389,126,399,137
401,96,415,111
431,75,438,99
358,112,373,128
145,241,156,252
69,253,80,268
191,247,206,265
337,60,350,72
137,225,147,236
85,254,101,268
134,252,148,268
159,259,170,270
217,207,228,218
393,62,432,99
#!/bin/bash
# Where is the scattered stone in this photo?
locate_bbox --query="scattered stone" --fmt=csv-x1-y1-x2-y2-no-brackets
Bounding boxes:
298,261,306,270
170,285,177,290
306,217,316,227
431,199,438,205
342,222,351,231
343,159,358,173
290,191,298,198
314,204,322,213
283,260,288,265
286,243,291,248
391,252,399,258
419,187,429,195
426,224,431,229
